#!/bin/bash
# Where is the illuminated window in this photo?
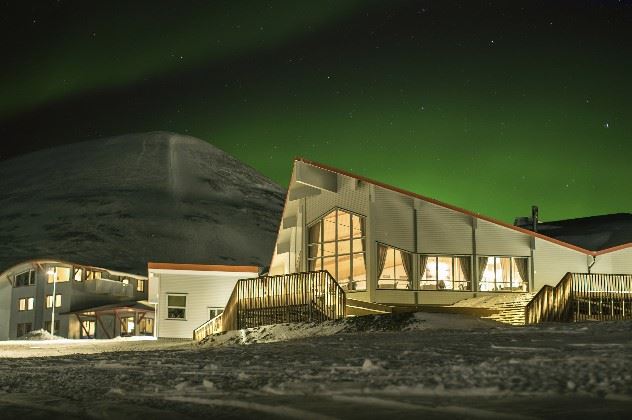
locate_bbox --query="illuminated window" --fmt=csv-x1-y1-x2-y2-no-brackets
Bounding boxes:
139,317,154,335
137,279,146,292
85,270,102,280
47,267,70,283
378,244,412,289
73,268,83,282
307,209,366,291
478,256,529,292
167,295,187,319
420,256,472,291
18,297,34,311
14,270,36,287
46,294,62,308
81,320,95,338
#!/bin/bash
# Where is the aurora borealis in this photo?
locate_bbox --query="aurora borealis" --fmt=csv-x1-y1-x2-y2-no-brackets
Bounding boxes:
1,1,630,223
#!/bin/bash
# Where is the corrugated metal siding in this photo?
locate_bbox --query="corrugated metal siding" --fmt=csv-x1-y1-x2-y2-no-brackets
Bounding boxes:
157,272,255,339
372,186,415,251
533,238,587,289
305,175,369,224
418,201,472,254
592,248,632,274
476,220,531,256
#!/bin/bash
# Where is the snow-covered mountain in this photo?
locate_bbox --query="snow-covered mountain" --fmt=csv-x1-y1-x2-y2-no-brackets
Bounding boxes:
0,132,285,275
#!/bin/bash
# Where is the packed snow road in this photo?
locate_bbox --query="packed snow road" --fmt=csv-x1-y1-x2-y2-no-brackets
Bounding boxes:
0,314,631,419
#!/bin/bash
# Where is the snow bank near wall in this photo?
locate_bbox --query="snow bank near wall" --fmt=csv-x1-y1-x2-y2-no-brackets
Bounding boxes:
200,312,501,347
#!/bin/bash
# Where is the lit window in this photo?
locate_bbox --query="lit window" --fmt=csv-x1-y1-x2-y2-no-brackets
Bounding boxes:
85,270,102,280
137,279,146,292
47,267,70,283
73,268,83,282
46,294,62,308
478,257,529,292
307,209,366,291
122,278,130,285
81,320,95,338
167,295,186,319
378,244,412,289
420,256,471,291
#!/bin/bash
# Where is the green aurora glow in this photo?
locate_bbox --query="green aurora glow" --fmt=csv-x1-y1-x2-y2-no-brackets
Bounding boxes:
1,1,630,222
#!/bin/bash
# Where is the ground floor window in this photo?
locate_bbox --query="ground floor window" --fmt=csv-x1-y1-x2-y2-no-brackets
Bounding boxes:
44,320,60,335
377,244,412,289
81,320,95,338
139,317,154,335
209,307,224,320
478,256,529,292
16,323,32,337
121,316,135,336
420,255,472,291
167,295,187,319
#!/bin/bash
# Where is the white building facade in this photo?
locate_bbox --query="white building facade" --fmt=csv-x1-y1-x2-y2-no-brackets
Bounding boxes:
147,263,259,339
269,159,632,307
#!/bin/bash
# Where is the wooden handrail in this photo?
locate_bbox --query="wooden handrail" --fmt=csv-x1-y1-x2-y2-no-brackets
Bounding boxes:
524,272,573,324
193,270,346,341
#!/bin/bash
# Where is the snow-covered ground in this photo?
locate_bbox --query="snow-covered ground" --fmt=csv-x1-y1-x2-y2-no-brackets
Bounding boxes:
1,313,631,419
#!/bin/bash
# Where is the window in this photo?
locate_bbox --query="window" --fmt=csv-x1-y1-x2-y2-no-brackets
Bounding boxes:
478,256,529,292
167,295,186,319
85,270,102,280
46,294,62,308
122,278,130,286
16,323,32,338
307,209,367,291
73,268,83,282
209,307,224,320
121,316,135,336
47,267,70,283
18,297,35,311
81,320,95,338
420,255,472,291
14,270,36,287
139,317,154,335
378,244,412,289
44,320,60,335
137,279,146,292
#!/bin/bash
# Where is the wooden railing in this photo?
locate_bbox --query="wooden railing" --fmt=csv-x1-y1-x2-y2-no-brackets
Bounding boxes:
194,270,346,341
525,273,632,324
525,272,573,324
571,273,632,321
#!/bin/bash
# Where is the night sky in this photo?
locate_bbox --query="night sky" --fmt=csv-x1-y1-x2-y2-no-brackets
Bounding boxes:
1,1,630,223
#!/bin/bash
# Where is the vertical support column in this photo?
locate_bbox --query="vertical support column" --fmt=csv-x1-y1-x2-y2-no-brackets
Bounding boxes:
529,236,536,292
367,184,376,303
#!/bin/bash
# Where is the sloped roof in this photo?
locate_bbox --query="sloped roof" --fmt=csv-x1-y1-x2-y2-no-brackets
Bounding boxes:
294,158,631,257
528,213,632,252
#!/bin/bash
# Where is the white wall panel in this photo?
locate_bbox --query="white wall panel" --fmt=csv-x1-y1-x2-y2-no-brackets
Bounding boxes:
372,186,415,251
418,201,472,254
155,271,256,339
305,175,369,224
592,248,632,274
476,220,531,256
533,238,587,289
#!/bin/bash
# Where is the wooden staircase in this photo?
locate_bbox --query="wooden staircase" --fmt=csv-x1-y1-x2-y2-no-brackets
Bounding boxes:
450,293,536,326
193,271,346,341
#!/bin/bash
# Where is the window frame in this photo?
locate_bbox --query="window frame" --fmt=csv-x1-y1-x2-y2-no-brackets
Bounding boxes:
478,255,530,292
45,294,62,308
166,294,187,320
18,297,35,311
377,243,412,290
14,270,36,287
306,208,367,292
418,254,473,291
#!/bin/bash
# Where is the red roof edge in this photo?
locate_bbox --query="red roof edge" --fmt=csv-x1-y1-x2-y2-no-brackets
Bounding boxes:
294,157,631,257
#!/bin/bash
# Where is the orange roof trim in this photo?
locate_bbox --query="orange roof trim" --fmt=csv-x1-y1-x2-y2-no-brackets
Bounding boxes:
148,262,260,273
294,158,631,257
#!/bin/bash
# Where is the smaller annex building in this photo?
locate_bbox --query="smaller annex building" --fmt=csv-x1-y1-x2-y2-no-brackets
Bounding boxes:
0,260,149,340
147,263,260,339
